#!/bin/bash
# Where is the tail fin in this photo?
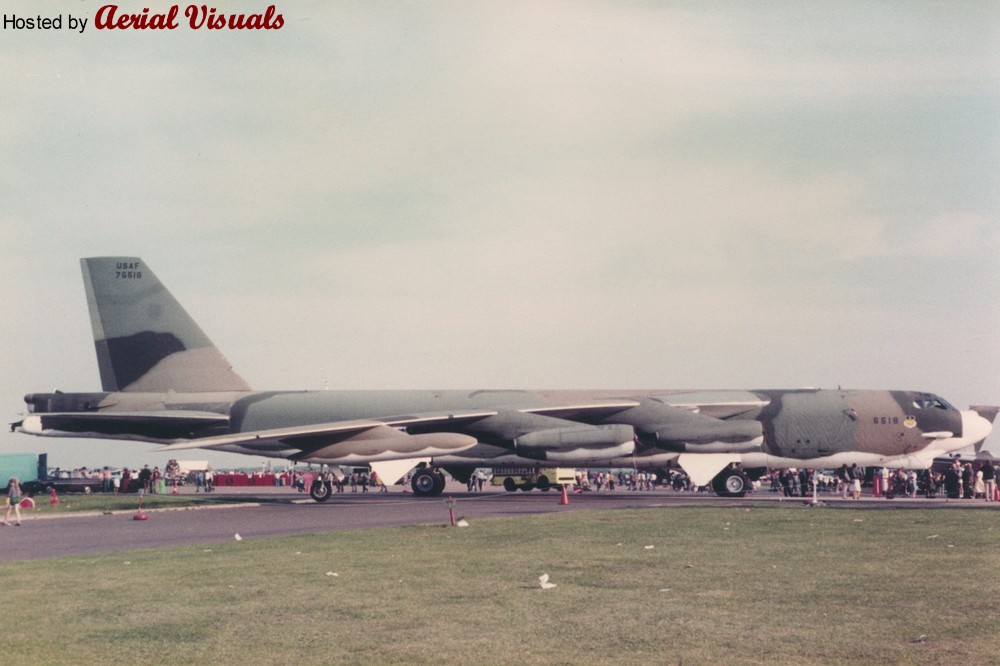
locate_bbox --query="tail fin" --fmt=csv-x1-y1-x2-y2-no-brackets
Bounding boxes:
81,257,251,393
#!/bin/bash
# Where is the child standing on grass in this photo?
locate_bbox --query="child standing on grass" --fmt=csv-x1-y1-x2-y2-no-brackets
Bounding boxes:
4,477,23,526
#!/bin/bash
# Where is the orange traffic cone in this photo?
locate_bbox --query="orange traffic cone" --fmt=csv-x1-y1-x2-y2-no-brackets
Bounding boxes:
49,487,59,505
559,484,570,505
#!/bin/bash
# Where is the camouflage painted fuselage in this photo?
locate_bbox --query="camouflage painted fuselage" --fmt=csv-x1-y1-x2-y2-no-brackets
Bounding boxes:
13,257,993,491
21,385,970,471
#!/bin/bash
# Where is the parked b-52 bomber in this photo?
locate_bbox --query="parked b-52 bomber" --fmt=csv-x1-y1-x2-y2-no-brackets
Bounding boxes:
12,257,993,501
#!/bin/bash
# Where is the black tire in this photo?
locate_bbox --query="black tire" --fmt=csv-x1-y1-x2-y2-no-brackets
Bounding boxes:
519,483,535,492
432,471,446,495
503,478,518,492
712,469,749,498
412,469,443,497
536,476,551,491
310,480,332,502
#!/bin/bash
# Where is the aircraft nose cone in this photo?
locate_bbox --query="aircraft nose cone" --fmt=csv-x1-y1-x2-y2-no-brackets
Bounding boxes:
960,410,993,448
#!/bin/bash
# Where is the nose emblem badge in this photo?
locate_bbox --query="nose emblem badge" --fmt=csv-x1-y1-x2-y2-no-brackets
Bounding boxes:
903,416,917,429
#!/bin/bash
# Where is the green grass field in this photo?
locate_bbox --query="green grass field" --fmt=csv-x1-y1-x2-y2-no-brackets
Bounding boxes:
2,505,997,665
21,493,252,514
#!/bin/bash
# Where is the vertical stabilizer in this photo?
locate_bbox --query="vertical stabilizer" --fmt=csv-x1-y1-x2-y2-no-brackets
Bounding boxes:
81,257,252,392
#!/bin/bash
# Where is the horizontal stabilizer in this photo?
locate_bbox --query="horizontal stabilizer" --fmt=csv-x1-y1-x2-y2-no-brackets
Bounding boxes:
16,411,228,442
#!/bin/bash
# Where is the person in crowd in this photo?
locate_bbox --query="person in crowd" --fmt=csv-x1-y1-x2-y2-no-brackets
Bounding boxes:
778,469,793,497
849,464,863,499
836,464,850,499
972,464,986,499
3,477,23,526
798,468,811,497
138,465,152,492
944,459,961,499
982,460,996,502
919,468,936,498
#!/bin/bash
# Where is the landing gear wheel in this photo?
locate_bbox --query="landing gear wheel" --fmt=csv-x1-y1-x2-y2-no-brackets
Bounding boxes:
536,476,551,491
712,469,749,498
432,471,446,495
310,480,332,502
503,478,518,492
412,469,445,497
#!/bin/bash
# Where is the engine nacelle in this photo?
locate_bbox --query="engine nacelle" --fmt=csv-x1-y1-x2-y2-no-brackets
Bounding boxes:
655,438,763,454
515,424,635,462
654,419,763,453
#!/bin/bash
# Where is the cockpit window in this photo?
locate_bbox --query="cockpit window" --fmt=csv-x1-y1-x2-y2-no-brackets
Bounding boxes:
912,397,950,410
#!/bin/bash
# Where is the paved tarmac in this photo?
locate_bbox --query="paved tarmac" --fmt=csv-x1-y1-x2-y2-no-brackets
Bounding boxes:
1,484,995,563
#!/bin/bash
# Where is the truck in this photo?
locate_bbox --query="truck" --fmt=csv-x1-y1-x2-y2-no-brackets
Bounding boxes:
490,466,576,492
0,453,110,495
0,453,49,494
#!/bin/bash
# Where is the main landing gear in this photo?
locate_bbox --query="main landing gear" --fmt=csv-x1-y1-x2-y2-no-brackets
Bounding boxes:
711,467,750,498
310,479,333,502
410,468,446,497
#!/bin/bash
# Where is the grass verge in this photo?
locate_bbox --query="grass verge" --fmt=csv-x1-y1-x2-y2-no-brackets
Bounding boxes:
19,494,249,514
2,505,997,664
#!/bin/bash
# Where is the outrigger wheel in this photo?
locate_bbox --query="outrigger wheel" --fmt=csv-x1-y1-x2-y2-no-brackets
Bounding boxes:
411,468,446,497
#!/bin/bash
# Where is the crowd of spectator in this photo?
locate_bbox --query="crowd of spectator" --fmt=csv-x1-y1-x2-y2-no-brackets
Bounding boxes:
766,457,999,501
30,457,1000,501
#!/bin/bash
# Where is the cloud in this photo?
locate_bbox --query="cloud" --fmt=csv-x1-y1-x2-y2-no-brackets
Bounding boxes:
900,213,999,260
1,1,997,469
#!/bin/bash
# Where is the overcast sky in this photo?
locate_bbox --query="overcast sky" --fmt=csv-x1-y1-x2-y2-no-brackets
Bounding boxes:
1,1,998,470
